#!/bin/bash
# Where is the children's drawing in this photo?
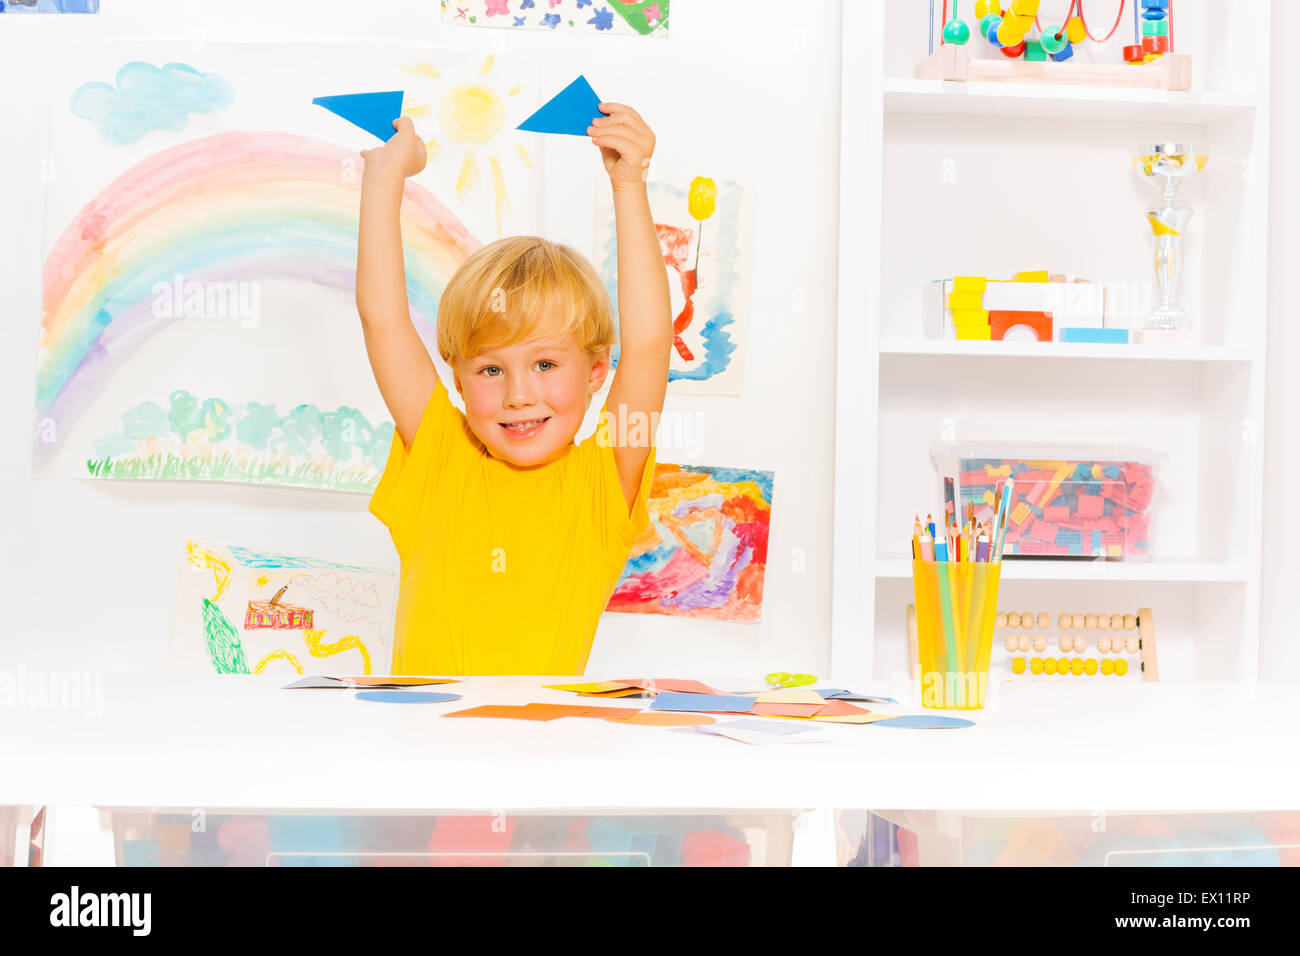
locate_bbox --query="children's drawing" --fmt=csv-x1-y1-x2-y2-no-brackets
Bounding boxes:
440,0,669,37
0,1,99,12
596,174,750,395
607,463,772,622
35,44,540,491
171,540,397,676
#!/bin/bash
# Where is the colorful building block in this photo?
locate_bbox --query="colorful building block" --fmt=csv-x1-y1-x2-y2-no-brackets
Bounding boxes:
990,309,1052,342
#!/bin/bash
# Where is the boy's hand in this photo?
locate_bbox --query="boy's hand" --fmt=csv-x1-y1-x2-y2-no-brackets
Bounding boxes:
589,102,654,191
360,116,427,178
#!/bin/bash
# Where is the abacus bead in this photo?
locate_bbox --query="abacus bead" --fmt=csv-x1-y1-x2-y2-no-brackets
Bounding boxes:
1044,658,1057,675
1143,20,1157,36
1074,636,1087,652
1101,659,1115,675
1018,635,1031,651
1033,635,1047,652
1065,16,1086,43
1115,659,1129,676
1030,658,1043,674
1021,612,1034,627
975,0,995,18
1060,636,1072,652
1006,634,1018,652
1155,19,1169,35
1037,613,1050,629
1084,658,1099,675
1085,613,1098,629
1153,35,1169,52
1071,659,1085,676
996,612,1007,628
1072,613,1085,629
1057,657,1071,674
1098,614,1110,630
1058,613,1071,630
1143,36,1158,53
1124,614,1137,630
1123,44,1145,62
1039,27,1068,55
1127,635,1140,653
943,19,971,44
1006,612,1020,628
1023,38,1046,60
1012,656,1026,674
999,38,1027,58
982,14,1004,45
1111,614,1125,629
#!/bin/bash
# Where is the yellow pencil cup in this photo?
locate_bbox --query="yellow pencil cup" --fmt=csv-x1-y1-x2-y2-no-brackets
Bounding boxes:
912,559,1002,710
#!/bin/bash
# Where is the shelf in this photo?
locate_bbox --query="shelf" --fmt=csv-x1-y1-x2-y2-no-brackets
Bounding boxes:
878,338,1255,364
874,556,1249,583
882,78,1257,125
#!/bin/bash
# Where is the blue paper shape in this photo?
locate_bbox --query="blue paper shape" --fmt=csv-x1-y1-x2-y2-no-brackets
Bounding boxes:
870,715,975,729
312,90,405,141
648,691,754,714
816,689,900,704
517,75,603,136
355,690,462,704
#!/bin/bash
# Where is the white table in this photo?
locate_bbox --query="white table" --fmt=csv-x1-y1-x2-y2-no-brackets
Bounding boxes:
3,675,1296,812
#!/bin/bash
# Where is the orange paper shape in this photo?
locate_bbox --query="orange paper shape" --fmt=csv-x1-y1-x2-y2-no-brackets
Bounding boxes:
443,705,563,721
749,702,826,718
608,712,717,727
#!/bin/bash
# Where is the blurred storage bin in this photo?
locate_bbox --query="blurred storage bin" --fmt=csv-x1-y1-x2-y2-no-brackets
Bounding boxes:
97,808,800,866
835,810,1300,866
931,443,1166,560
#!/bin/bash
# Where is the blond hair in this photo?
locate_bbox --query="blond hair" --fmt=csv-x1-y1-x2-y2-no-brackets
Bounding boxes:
436,236,617,364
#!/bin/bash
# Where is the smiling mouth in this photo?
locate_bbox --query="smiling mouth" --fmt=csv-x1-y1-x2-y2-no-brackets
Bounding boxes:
499,416,551,435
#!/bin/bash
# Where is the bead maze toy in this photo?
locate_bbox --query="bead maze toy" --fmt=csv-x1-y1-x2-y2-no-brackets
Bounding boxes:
918,0,1190,90
909,605,1159,683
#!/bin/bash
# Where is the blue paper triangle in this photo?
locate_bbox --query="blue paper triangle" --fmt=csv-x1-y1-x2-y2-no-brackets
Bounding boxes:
870,715,975,729
517,75,603,137
312,90,405,142
355,690,462,704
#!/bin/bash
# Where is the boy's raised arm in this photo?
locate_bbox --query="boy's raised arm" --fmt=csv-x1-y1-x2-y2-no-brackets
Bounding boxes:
588,103,673,511
357,117,437,451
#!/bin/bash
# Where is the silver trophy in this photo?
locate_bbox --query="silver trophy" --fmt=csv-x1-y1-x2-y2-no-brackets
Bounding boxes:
1133,144,1207,339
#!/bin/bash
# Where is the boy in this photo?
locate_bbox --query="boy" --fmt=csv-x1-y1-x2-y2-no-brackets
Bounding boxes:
356,104,670,675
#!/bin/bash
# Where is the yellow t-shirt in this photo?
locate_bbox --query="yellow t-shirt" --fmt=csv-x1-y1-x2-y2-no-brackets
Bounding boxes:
368,376,656,675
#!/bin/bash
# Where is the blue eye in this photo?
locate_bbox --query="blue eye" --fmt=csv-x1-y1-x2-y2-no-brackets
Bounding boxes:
537,360,555,371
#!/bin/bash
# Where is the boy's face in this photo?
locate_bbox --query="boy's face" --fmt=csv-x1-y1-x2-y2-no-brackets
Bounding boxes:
452,334,609,467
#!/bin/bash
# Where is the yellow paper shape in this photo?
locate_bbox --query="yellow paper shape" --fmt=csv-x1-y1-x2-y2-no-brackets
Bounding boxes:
751,689,828,704
543,681,635,694
814,713,902,724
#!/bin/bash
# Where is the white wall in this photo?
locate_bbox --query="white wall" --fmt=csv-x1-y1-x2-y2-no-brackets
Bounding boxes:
1260,0,1300,683
0,0,843,676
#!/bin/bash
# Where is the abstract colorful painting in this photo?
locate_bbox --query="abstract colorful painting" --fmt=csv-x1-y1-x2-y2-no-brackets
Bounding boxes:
441,0,668,37
0,1,99,12
35,43,540,491
596,174,750,395
608,463,772,622
170,540,397,676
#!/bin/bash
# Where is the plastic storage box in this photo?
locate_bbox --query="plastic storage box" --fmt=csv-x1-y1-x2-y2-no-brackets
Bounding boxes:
836,809,1300,866
931,443,1166,560
97,808,804,867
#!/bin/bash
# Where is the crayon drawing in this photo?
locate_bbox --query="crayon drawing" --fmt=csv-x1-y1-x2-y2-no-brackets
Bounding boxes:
35,44,540,491
607,463,773,622
441,0,669,37
170,540,398,676
596,175,750,395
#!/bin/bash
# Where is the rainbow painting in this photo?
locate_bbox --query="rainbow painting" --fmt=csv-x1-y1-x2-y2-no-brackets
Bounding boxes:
35,44,541,491
607,463,773,622
36,130,478,490
441,0,669,37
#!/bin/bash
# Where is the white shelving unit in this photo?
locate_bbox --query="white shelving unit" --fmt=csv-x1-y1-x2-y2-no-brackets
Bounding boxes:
833,1,1270,684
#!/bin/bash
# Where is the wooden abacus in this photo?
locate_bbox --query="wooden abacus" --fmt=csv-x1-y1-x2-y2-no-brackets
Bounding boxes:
908,606,1159,682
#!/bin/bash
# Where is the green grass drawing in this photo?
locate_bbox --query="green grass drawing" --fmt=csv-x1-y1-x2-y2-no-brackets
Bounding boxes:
86,451,379,493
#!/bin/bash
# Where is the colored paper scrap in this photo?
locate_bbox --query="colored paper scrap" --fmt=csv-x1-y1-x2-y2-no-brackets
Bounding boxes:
816,689,900,704
617,678,723,696
748,689,828,704
696,720,829,745
648,692,754,714
748,702,827,718
543,681,637,694
443,705,565,721
282,675,457,689
516,75,602,136
605,712,716,727
869,715,976,729
355,691,462,703
813,713,901,724
311,90,404,141
811,699,871,718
